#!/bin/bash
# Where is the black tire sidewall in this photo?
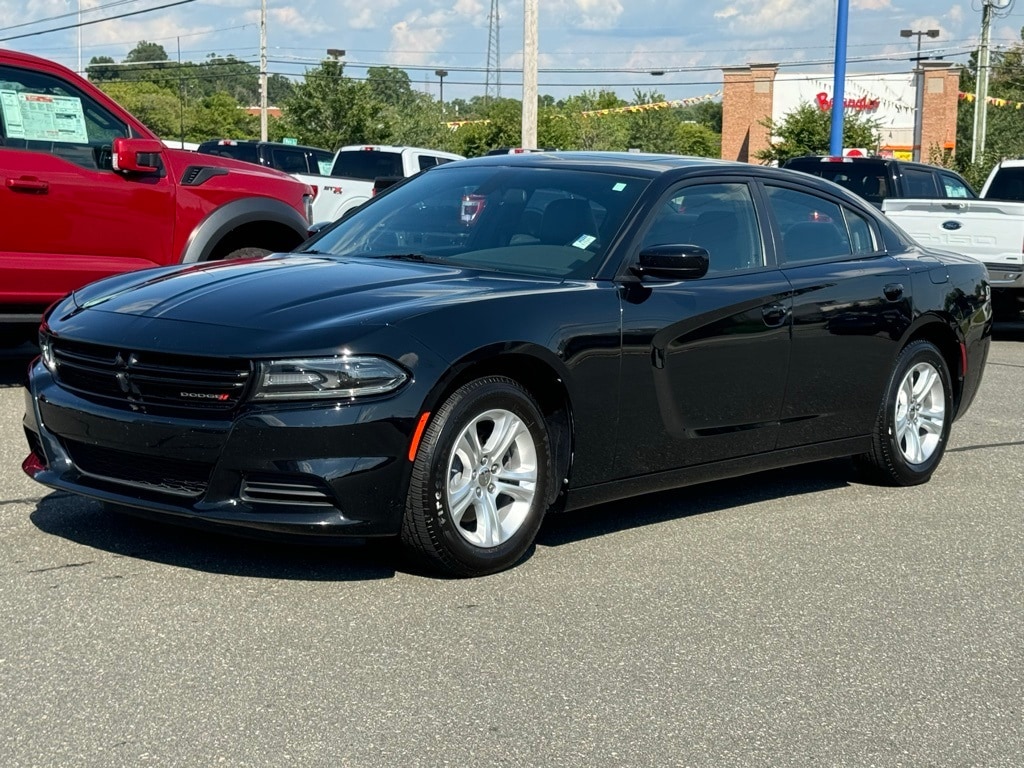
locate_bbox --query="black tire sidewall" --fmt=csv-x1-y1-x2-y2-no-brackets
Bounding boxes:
419,378,551,574
880,341,953,485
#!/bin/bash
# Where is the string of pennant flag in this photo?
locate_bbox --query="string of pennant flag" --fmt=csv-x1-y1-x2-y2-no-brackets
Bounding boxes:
444,90,722,130
959,91,1024,109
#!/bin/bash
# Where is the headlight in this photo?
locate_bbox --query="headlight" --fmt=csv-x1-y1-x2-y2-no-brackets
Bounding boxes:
252,356,408,400
38,329,56,373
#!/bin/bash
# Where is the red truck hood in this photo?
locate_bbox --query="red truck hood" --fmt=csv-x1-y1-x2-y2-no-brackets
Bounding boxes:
162,148,311,191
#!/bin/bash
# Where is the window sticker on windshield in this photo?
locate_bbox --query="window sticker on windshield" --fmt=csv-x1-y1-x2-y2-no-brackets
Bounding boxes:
317,160,333,175
0,90,89,143
572,234,597,249
612,182,627,192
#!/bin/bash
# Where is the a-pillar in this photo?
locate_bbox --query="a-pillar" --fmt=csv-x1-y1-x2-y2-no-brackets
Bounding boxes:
721,63,779,163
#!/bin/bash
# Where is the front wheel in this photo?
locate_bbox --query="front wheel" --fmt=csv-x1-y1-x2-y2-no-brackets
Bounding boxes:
401,376,552,577
856,339,953,486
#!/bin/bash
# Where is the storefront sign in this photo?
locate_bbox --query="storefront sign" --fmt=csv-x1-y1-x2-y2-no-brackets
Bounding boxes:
815,92,881,112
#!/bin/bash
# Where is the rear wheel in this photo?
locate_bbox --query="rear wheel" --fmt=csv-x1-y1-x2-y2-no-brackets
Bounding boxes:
401,376,552,577
856,339,953,486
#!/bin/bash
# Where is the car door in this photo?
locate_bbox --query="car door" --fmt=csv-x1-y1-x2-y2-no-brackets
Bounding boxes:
0,63,176,309
760,181,912,449
613,179,792,478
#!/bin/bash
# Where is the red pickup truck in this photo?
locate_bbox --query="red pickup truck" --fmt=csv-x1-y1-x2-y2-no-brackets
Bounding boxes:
0,49,313,341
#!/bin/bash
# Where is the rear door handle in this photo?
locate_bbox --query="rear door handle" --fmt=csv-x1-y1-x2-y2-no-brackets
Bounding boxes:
6,177,49,193
883,283,904,301
761,303,790,327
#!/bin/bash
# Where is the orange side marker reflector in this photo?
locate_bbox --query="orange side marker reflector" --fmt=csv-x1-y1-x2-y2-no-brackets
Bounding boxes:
408,412,431,462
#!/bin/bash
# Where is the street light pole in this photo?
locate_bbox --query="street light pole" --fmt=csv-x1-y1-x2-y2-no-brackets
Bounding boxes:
901,28,940,162
435,69,448,113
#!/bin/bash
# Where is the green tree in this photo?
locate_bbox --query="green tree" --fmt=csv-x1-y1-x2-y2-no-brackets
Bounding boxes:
185,92,257,142
624,90,679,153
558,90,630,150
279,60,373,149
450,98,526,156
125,40,168,63
675,122,720,157
97,80,182,138
755,102,879,165
86,55,118,82
365,66,416,109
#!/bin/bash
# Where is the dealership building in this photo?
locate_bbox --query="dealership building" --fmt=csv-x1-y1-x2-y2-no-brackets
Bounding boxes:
721,62,961,162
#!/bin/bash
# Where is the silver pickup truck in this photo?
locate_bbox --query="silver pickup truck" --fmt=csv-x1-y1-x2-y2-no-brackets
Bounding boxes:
883,159,1024,320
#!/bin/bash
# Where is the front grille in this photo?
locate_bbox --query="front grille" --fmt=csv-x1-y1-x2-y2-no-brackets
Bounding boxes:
64,439,212,497
50,338,251,416
240,477,335,506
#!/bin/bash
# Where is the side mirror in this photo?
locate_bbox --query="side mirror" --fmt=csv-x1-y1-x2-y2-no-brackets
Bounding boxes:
631,244,710,280
112,137,164,174
306,221,333,239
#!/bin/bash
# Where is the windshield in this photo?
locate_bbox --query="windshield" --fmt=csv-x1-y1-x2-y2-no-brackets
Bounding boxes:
301,164,651,279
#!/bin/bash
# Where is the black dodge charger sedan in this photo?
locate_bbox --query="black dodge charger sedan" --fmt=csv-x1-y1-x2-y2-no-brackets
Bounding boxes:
22,153,991,576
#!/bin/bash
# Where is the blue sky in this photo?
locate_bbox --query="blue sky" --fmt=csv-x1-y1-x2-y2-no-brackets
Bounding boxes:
2,1,1023,103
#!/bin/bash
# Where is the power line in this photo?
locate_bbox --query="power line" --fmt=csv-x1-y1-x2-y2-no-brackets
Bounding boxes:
0,0,151,34
0,0,198,43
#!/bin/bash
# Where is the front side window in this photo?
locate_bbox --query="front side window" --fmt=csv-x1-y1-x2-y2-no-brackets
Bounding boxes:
303,164,651,279
310,149,333,175
0,65,129,169
640,182,764,273
939,172,974,199
765,185,870,264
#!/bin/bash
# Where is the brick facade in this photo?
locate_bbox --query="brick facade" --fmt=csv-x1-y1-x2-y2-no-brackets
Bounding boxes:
721,64,779,164
721,62,961,163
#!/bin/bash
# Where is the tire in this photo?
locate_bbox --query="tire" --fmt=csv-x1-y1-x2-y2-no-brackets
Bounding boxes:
856,339,953,486
401,376,552,577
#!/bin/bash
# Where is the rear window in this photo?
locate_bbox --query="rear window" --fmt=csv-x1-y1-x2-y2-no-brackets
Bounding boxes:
784,159,891,205
985,167,1024,202
197,142,260,165
330,149,404,180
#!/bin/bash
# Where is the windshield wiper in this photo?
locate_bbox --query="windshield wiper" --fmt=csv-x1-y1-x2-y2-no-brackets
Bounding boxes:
379,253,431,262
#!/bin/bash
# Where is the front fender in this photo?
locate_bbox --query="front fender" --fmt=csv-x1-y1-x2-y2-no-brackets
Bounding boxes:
181,197,310,263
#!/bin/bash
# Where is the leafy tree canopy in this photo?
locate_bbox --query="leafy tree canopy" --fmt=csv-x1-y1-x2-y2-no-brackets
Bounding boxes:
755,102,879,165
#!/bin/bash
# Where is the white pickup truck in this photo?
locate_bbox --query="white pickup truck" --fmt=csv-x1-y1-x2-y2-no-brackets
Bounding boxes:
314,144,464,223
883,159,1024,319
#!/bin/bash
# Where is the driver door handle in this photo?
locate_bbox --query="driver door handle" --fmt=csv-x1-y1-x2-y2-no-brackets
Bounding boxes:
761,302,790,327
6,177,49,193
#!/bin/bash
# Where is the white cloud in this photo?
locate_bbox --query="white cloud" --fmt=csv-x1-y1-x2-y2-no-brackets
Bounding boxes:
852,0,892,9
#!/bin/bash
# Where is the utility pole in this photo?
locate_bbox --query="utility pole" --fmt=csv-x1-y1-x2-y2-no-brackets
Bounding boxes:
521,0,538,149
259,0,268,141
972,0,995,163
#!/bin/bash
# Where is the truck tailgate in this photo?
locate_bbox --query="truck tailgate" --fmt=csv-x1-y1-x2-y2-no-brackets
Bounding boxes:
882,198,1024,266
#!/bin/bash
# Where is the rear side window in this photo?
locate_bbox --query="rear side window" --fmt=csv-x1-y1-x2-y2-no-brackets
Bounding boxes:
902,167,940,197
330,150,404,180
198,142,260,165
269,146,308,174
765,185,857,264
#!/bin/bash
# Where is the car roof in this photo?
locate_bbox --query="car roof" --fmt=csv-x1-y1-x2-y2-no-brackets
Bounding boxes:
437,151,877,209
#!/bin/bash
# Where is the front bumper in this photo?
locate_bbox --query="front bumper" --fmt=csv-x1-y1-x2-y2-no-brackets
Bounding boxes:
22,359,419,537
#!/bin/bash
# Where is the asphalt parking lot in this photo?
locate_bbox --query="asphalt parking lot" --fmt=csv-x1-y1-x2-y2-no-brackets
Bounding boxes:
0,329,1021,767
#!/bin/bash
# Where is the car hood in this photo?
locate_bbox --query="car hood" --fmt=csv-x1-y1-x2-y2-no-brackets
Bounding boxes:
67,255,568,334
